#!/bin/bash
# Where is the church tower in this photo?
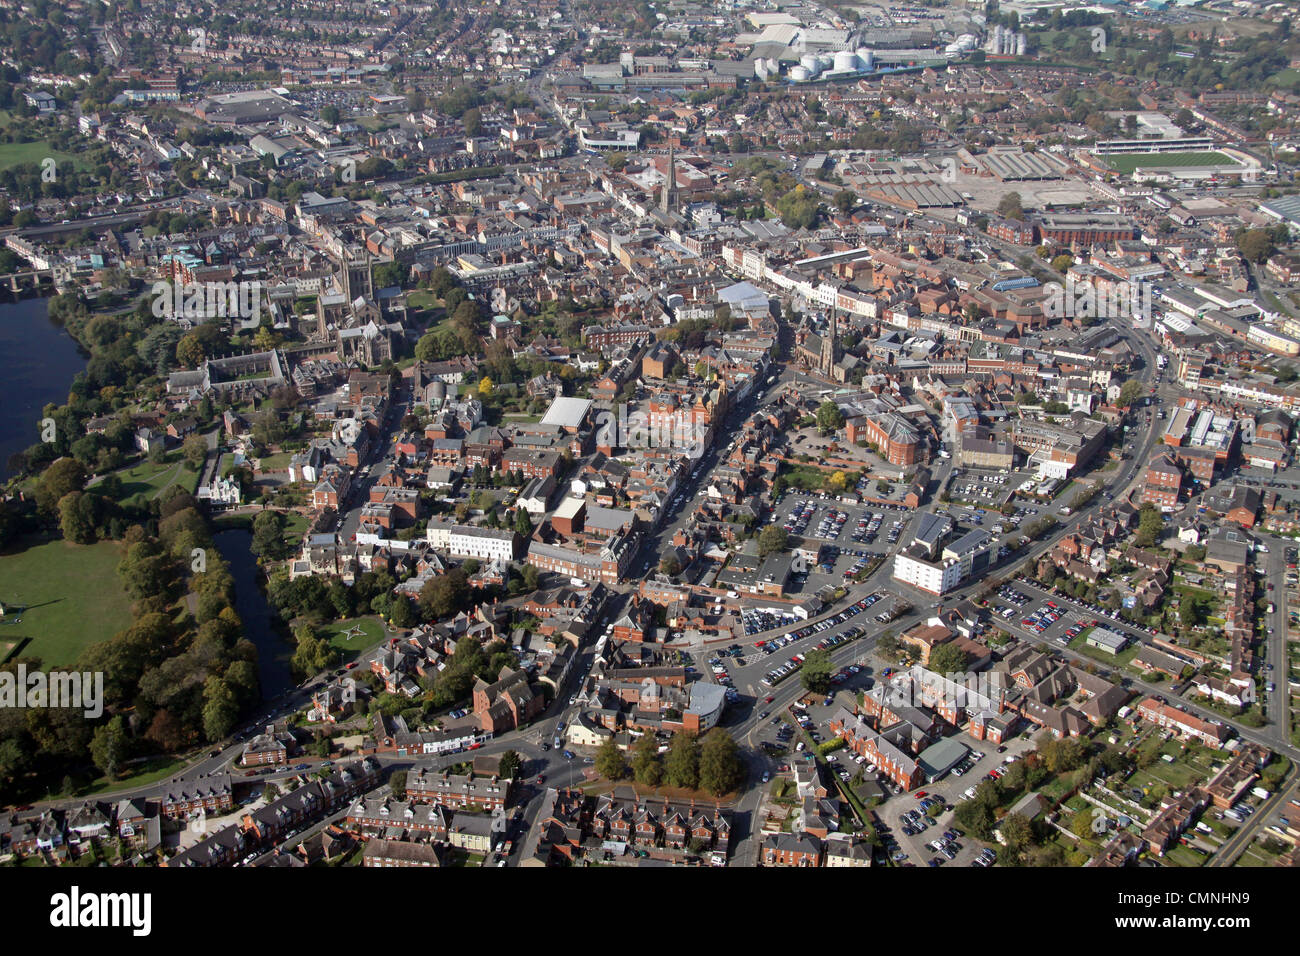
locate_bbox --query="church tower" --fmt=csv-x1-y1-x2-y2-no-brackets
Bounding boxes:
660,144,679,214
821,309,837,377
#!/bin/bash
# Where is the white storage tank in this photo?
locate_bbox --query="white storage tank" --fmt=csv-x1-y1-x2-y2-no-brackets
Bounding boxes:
800,54,821,75
856,47,873,70
790,65,811,82
818,54,834,72
834,50,858,72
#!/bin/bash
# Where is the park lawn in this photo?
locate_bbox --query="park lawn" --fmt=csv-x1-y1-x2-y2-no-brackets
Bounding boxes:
0,536,133,668
282,510,311,542
258,452,293,471
104,453,200,504
0,139,84,173
406,290,440,311
77,755,194,797
319,617,386,660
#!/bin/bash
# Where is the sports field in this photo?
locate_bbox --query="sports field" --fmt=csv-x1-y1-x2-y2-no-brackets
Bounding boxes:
0,536,133,668
0,139,83,173
1103,151,1237,174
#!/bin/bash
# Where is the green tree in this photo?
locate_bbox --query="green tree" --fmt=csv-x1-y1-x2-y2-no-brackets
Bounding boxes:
928,642,970,675
757,524,788,559
1117,379,1144,408
997,191,1024,220
58,491,96,544
698,728,744,796
36,457,87,514
999,812,1035,860
251,510,290,561
595,735,627,781
664,732,700,789
498,749,522,779
201,675,240,742
800,647,834,694
631,733,663,786
816,401,844,434
89,715,130,779
181,434,209,469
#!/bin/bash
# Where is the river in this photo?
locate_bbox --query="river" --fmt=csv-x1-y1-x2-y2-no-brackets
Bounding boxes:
0,297,87,480
214,528,294,699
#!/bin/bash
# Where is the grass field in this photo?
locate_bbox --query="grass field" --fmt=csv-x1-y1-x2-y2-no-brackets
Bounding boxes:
1103,152,1238,174
319,617,386,661
0,536,133,668
94,452,200,505
0,139,83,173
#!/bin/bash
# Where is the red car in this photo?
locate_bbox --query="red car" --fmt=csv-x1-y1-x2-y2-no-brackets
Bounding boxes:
915,790,928,798
536,774,545,785
764,695,775,703
345,661,357,670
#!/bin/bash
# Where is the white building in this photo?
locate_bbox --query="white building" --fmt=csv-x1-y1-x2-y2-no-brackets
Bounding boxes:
426,524,520,562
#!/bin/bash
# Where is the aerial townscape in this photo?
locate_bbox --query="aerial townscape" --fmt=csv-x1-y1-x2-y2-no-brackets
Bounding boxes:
0,0,1299,884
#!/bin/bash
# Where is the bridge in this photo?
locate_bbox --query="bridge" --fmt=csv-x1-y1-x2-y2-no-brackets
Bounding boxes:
0,269,56,293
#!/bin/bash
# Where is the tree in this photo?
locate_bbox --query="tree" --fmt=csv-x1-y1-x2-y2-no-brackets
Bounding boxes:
631,733,663,786
1135,503,1163,549
928,642,970,675
89,715,130,779
182,433,209,468
816,401,844,434
1050,254,1073,274
1235,228,1275,264
997,191,1024,220
498,749,522,780
176,332,205,368
698,728,744,796
389,770,408,798
664,732,700,789
999,812,1034,859
418,568,470,620
1117,379,1144,409
833,189,856,214
463,107,482,137
1040,736,1088,774
757,524,788,559
251,510,291,561
595,735,627,781
514,510,533,536
478,376,494,397
36,457,87,514
201,676,240,742
58,491,96,544
800,647,834,694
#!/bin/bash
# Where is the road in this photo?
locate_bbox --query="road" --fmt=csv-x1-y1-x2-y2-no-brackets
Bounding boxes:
1206,768,1297,868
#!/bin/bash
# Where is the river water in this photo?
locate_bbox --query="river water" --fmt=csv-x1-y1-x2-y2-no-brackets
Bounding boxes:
214,528,294,698
0,297,87,480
